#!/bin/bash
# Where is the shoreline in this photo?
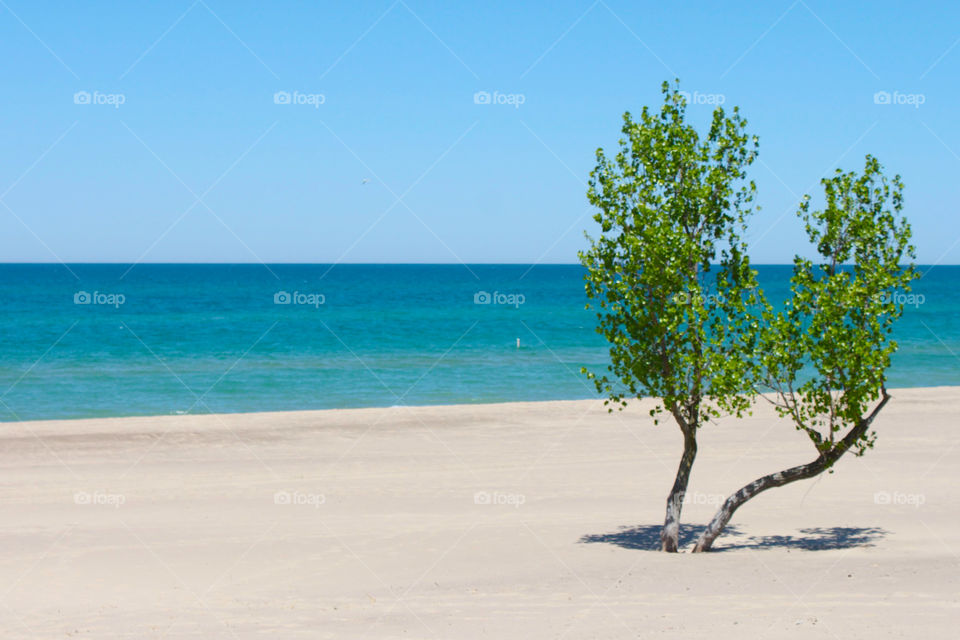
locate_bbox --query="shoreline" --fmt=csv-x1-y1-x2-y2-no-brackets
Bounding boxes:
5,384,957,431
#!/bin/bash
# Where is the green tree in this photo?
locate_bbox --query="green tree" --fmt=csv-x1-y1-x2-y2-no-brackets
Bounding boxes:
580,81,762,552
693,155,917,552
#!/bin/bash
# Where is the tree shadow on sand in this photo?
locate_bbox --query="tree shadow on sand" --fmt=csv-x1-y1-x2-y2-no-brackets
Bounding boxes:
579,524,886,552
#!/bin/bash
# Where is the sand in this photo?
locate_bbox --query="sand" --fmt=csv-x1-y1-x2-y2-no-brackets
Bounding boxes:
1,387,957,638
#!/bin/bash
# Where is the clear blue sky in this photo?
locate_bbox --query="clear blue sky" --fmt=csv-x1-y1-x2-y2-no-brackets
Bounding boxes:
1,0,957,264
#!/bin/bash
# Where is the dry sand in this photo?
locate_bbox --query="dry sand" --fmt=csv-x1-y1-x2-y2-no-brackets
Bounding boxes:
1,387,957,638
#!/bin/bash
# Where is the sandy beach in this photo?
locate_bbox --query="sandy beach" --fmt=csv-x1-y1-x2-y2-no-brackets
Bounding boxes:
1,387,957,638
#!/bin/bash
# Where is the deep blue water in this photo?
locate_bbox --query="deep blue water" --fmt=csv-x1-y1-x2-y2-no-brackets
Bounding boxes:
0,264,956,421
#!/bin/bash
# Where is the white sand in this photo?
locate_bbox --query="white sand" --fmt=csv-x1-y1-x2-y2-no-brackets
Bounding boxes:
1,387,957,638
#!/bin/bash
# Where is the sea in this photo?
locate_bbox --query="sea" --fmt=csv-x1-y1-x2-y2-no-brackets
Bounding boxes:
0,264,956,421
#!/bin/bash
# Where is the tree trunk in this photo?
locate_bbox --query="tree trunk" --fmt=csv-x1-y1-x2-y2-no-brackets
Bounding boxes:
692,456,826,552
692,391,890,553
661,429,697,552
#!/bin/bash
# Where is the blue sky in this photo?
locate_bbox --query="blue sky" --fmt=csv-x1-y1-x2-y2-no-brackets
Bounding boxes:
0,0,957,264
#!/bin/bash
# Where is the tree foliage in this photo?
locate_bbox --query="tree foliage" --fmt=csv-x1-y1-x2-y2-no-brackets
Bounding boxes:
580,81,761,427
760,154,916,458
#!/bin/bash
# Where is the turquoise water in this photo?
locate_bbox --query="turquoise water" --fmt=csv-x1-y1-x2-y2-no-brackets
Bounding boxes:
0,264,956,421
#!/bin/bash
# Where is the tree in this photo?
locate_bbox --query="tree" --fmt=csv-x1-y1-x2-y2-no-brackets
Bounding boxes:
580,81,762,552
693,155,917,552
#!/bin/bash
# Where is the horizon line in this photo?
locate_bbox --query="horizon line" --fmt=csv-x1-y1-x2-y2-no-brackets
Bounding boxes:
0,261,951,267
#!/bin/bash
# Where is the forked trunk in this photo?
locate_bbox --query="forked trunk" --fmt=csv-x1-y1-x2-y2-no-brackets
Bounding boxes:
661,429,697,552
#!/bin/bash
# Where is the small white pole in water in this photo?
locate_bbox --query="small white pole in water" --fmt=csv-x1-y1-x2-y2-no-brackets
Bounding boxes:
516,338,520,349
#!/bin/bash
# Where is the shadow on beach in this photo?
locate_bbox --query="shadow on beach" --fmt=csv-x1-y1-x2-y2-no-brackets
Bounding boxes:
579,524,886,552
